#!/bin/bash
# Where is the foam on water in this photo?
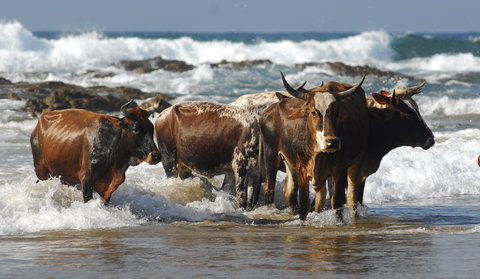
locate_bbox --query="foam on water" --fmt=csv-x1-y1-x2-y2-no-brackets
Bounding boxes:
364,128,480,204
0,22,393,73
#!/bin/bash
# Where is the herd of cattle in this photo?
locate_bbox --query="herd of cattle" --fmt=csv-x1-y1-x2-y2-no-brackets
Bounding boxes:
30,73,437,221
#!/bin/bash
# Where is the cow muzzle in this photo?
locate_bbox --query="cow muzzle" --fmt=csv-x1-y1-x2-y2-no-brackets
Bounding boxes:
144,151,161,165
422,137,435,150
322,137,341,153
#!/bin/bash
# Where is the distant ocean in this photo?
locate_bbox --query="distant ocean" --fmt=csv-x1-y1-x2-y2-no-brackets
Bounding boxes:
1,21,479,278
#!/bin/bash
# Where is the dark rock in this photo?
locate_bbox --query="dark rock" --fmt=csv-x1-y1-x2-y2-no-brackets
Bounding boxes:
116,56,194,73
294,61,417,80
0,77,12,85
209,59,273,69
0,79,173,116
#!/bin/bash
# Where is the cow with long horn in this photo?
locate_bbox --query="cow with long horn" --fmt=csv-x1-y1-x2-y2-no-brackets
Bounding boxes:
314,81,435,213
259,74,369,220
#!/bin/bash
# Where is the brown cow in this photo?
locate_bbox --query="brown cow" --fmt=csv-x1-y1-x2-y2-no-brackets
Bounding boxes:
315,82,435,212
155,101,265,209
259,74,368,220
30,102,160,203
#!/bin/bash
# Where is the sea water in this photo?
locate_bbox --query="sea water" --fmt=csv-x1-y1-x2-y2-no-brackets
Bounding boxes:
0,21,479,278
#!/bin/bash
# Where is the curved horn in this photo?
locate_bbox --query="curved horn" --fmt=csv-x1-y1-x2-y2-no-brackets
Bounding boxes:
336,74,366,100
120,99,135,114
406,80,426,96
296,80,308,91
391,89,398,106
394,80,426,99
281,72,304,99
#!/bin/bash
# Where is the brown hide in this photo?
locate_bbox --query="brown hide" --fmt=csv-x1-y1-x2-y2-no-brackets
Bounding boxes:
311,81,369,215
260,78,368,220
155,102,261,209
30,107,158,203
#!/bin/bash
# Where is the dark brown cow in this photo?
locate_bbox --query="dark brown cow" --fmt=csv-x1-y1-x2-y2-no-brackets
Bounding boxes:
259,74,368,220
30,102,159,203
315,82,435,211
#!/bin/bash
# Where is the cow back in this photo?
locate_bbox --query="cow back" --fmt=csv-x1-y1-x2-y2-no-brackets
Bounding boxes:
155,102,258,176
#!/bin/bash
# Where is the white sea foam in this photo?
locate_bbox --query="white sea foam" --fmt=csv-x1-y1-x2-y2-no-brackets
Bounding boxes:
387,53,480,73
364,128,480,203
416,96,480,116
0,22,394,73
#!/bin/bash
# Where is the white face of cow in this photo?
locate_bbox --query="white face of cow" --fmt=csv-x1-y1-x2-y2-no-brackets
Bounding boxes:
313,93,340,152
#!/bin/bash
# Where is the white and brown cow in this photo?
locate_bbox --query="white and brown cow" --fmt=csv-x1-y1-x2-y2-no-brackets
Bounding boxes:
259,74,368,220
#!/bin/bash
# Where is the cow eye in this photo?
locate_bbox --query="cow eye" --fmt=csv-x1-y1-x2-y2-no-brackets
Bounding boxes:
311,111,317,117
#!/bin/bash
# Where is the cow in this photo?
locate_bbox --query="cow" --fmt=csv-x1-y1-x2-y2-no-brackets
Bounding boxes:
259,73,368,220
155,101,265,209
30,101,160,203
315,81,435,212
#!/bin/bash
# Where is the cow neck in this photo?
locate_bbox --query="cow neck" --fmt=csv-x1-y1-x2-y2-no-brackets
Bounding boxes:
108,117,132,168
367,107,405,158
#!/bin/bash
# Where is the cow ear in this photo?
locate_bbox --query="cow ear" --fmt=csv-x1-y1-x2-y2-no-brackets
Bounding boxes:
371,93,391,105
275,92,289,100
380,90,390,97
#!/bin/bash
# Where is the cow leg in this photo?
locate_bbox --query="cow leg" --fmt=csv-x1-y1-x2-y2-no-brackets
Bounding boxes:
355,180,366,206
222,171,236,196
297,166,310,221
161,151,177,177
347,168,364,212
312,180,327,213
282,164,298,213
81,178,95,202
331,168,347,221
232,148,248,209
263,147,278,205
246,175,259,211
101,173,126,204
233,170,247,209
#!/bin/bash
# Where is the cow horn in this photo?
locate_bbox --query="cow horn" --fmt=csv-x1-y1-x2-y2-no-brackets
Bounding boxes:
281,72,305,99
406,80,426,96
336,74,366,100
296,80,308,92
391,89,398,106
120,99,136,114
394,80,426,99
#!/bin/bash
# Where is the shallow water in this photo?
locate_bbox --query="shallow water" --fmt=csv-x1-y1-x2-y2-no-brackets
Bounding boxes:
2,198,480,279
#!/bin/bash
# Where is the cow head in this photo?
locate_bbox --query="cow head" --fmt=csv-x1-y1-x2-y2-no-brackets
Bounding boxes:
281,73,365,153
120,100,160,165
371,82,435,150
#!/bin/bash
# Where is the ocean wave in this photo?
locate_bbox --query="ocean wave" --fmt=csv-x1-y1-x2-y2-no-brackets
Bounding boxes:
417,96,480,116
0,21,394,72
365,129,480,203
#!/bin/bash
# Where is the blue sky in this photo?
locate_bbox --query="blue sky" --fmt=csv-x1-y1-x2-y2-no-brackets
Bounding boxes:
1,0,479,33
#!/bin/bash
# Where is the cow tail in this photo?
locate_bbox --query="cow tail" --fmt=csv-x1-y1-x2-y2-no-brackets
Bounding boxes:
252,132,264,206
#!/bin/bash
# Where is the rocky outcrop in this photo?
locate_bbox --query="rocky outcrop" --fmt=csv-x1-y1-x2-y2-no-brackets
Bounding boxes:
209,59,273,69
295,61,417,80
116,56,194,73
0,78,173,116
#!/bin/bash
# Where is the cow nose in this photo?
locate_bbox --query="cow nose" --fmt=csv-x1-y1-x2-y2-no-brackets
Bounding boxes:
422,137,435,150
325,137,341,151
